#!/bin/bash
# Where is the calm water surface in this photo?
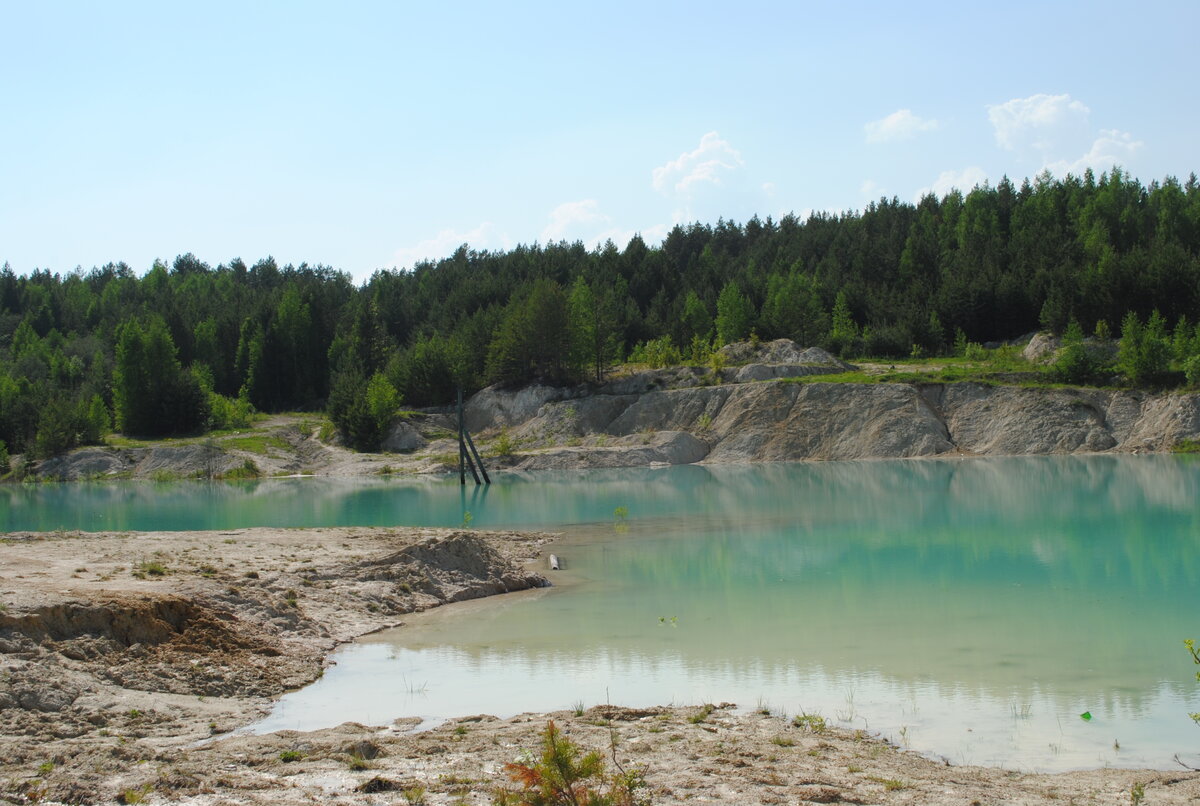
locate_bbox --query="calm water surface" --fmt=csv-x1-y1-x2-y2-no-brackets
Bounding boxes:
6,456,1199,770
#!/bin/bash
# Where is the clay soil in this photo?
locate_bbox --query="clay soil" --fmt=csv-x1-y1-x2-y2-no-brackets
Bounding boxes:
1,528,1197,805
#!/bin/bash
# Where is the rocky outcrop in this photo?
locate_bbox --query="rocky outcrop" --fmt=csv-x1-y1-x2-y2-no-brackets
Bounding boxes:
468,380,1200,468
464,340,853,433
381,420,428,453
35,443,246,481
718,340,853,368
1022,331,1118,365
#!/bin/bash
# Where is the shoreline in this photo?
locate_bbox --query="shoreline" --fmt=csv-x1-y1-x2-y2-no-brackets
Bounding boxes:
1,526,1198,804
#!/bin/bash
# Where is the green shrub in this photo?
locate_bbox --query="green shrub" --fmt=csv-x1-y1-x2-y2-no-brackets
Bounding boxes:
328,370,401,451
492,428,516,458
629,335,681,369
208,392,254,430
1185,355,1200,388
1119,310,1172,385
1053,321,1099,384
215,459,260,480
963,341,988,361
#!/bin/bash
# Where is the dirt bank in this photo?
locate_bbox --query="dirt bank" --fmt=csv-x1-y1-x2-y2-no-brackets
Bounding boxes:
2,528,1197,804
0,526,547,804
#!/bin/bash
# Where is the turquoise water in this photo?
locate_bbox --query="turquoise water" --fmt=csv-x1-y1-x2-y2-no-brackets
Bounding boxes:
5,456,1200,770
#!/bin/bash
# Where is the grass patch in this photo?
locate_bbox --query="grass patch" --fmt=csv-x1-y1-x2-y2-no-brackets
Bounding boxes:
1173,438,1200,454
132,561,168,578
774,347,1085,389
867,776,909,791
770,735,795,747
220,434,289,454
117,785,152,804
279,750,303,763
688,704,715,724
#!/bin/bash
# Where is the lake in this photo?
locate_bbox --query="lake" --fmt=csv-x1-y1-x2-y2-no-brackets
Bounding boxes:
5,455,1199,771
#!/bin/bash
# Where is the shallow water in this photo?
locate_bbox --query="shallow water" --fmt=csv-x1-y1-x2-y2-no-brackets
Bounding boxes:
7,456,1199,771
245,455,1200,772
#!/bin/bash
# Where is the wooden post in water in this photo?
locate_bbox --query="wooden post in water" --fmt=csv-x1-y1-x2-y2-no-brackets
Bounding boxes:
457,386,484,485
457,387,467,485
464,429,491,485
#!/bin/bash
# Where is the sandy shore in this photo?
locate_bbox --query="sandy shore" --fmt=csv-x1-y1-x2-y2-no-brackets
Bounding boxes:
1,527,1197,804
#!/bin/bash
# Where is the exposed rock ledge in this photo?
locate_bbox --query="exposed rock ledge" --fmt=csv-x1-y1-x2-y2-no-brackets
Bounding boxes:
471,380,1200,470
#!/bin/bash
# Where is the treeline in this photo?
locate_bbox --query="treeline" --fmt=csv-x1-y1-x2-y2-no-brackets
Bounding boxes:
2,167,1200,458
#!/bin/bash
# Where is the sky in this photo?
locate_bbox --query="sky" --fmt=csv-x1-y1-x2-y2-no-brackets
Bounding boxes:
2,0,1197,282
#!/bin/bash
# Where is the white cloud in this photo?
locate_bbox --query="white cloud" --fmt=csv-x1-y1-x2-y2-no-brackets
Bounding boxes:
860,179,886,199
388,222,510,270
649,131,778,227
864,109,938,143
540,199,611,243
652,132,744,197
987,93,1089,151
915,166,988,200
540,199,669,253
1044,129,1144,177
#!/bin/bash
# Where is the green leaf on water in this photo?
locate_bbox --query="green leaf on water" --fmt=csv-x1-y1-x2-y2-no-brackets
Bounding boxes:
1079,711,1092,721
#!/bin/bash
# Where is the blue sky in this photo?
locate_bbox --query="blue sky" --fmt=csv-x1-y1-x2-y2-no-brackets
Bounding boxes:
2,0,1197,281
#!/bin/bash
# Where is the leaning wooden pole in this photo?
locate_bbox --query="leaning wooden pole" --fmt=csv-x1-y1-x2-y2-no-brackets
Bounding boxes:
457,387,467,486
457,387,482,485
464,428,491,484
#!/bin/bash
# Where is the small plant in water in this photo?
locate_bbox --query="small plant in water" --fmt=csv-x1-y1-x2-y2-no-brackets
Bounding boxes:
462,510,474,528
1186,639,1200,725
793,712,827,734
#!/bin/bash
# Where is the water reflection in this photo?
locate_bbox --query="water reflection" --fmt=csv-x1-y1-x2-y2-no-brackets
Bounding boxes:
230,456,1200,772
